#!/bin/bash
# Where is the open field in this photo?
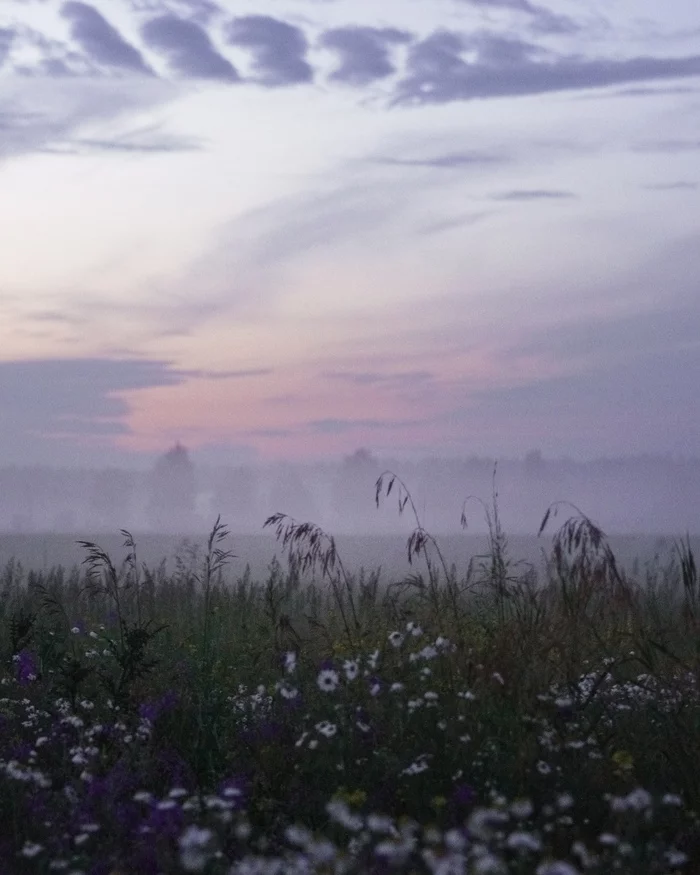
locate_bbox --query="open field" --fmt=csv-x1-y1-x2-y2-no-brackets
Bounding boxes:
1,531,696,585
1,496,699,873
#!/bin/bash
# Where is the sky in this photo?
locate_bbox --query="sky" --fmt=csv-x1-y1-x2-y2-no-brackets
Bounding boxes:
1,0,699,468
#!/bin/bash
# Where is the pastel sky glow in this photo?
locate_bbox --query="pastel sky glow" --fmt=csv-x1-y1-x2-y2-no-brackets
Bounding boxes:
1,0,699,466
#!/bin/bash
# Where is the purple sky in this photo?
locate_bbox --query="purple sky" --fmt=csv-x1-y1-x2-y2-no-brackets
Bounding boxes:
1,0,699,467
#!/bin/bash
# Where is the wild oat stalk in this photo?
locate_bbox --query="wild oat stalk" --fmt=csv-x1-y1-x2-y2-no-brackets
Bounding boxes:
538,501,629,684
375,471,456,622
77,535,167,709
461,463,517,629
263,513,359,644
200,516,236,667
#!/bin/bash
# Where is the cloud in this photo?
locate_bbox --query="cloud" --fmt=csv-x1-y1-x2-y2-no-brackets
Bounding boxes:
0,29,14,68
323,370,434,387
212,179,412,270
179,367,272,380
417,211,492,235
44,122,203,154
455,0,579,35
141,14,239,81
632,139,700,153
642,181,698,191
319,26,413,86
0,358,186,463
61,2,154,75
377,151,507,169
225,15,313,86
130,0,222,25
0,77,180,161
491,188,577,200
394,30,700,104
308,418,402,435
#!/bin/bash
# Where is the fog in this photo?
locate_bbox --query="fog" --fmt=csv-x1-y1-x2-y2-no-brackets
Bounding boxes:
0,446,698,539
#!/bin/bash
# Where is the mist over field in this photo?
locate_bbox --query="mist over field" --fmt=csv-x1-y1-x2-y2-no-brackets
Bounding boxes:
1,445,698,576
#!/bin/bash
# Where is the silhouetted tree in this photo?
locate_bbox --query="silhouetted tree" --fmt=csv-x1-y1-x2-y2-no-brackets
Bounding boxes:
88,468,135,531
332,448,380,533
147,443,196,532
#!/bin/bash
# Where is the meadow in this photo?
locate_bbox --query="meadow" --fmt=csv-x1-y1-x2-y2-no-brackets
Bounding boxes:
0,471,699,874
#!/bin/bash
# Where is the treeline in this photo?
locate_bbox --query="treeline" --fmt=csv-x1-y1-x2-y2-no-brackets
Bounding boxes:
0,446,698,535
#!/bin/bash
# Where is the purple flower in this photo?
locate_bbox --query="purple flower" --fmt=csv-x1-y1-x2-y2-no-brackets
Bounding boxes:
139,689,179,723
452,783,477,808
218,775,247,809
145,801,184,838
16,648,38,685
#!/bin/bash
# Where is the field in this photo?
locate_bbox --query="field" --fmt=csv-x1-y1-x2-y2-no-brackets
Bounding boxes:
0,476,699,873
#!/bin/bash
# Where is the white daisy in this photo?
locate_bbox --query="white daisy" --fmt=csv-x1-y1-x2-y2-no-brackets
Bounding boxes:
317,669,340,692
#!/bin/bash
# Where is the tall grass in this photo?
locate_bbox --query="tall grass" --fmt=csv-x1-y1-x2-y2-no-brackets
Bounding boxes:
0,474,698,873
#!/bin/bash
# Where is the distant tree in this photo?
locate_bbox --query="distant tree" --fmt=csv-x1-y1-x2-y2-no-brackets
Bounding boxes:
88,468,135,531
211,465,260,532
524,449,544,475
266,465,318,523
147,443,197,532
332,448,380,533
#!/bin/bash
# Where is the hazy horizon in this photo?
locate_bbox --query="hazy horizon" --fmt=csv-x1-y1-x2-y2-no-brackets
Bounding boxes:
2,0,700,469
1,448,698,537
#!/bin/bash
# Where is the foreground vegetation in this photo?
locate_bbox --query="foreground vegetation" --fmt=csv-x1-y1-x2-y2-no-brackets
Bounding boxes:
0,472,699,873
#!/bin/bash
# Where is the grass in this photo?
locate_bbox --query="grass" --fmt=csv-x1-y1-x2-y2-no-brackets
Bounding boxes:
0,471,698,873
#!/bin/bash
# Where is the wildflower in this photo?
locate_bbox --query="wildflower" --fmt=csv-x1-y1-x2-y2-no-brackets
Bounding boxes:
367,814,395,834
20,842,43,858
284,651,297,674
492,672,505,685
467,808,508,841
444,828,466,851
473,853,508,874
535,863,580,875
343,659,359,681
402,755,430,776
178,825,214,872
662,793,683,806
510,798,534,819
285,824,312,846
536,760,552,776
452,783,476,807
15,650,38,686
326,799,363,832
316,721,337,738
317,669,339,692
506,831,541,853
388,631,404,648
279,683,298,700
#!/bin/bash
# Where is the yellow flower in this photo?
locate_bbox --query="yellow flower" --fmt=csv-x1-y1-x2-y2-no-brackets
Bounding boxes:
612,750,634,774
431,795,447,811
334,787,367,808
